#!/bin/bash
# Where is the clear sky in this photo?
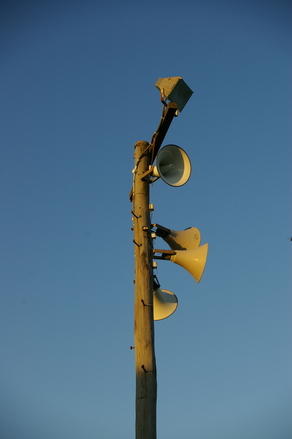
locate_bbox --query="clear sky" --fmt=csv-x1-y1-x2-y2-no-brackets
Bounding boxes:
1,1,291,438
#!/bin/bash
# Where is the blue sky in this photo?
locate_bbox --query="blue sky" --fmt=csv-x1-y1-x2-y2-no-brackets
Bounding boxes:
0,1,291,438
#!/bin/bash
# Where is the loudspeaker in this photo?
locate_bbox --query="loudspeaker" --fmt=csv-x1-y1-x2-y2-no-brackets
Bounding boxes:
153,288,178,321
153,144,192,187
156,225,201,250
170,243,208,283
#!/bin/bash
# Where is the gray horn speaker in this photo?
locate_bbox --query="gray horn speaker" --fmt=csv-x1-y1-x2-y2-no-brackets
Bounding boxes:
153,144,192,186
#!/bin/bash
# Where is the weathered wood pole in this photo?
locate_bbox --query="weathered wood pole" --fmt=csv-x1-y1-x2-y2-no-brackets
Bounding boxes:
132,140,157,439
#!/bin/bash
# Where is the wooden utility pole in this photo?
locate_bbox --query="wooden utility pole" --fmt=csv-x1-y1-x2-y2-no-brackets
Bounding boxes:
130,79,193,439
132,140,157,439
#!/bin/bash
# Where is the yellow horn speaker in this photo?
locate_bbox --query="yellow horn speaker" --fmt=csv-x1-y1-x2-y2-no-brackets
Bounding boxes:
155,224,201,250
153,288,178,321
170,243,208,283
152,144,192,187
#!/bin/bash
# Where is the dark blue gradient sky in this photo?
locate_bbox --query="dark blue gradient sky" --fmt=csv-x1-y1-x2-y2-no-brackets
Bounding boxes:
1,1,291,438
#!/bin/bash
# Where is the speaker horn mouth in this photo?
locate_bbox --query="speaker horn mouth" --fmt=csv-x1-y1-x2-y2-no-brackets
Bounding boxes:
170,243,208,283
153,288,178,321
154,144,192,187
153,242,208,283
